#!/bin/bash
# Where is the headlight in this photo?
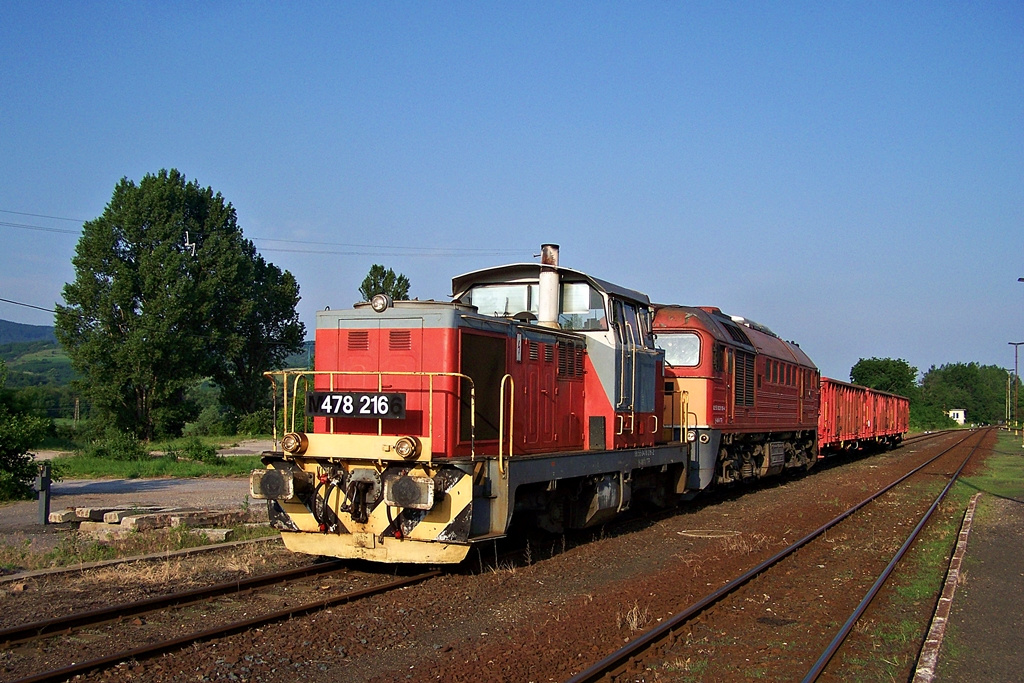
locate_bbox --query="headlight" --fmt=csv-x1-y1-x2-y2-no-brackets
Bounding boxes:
394,436,420,459
686,430,697,442
371,293,392,312
281,432,309,455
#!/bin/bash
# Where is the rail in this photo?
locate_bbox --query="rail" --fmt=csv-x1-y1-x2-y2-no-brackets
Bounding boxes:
0,561,346,646
565,429,983,683
10,569,442,683
265,369,477,457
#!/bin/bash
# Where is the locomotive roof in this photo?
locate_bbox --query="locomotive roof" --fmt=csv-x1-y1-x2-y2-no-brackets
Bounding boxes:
653,304,817,369
451,263,652,306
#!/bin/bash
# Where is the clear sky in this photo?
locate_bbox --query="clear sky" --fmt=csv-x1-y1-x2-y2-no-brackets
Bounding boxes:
1,2,1021,380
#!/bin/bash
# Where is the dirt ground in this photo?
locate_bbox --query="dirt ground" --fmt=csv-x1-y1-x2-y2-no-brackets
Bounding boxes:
1,431,1019,682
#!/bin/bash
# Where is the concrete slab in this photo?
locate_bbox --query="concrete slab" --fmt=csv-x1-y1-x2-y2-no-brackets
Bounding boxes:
47,509,78,524
168,510,249,529
103,507,175,523
79,521,135,541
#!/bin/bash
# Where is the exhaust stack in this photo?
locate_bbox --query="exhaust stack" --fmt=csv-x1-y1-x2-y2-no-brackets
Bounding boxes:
538,243,560,329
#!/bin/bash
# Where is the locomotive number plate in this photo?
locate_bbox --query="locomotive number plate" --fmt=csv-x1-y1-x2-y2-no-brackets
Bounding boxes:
305,392,406,419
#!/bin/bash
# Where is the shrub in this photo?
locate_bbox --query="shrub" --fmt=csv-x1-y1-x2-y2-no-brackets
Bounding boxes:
183,404,234,437
0,391,50,500
0,411,48,499
236,409,272,436
176,436,223,464
83,428,149,461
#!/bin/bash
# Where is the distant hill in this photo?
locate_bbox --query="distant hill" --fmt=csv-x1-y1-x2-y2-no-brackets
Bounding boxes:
0,319,56,344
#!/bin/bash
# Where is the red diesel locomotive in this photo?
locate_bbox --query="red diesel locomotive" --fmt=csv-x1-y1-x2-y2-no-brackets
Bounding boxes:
250,244,908,564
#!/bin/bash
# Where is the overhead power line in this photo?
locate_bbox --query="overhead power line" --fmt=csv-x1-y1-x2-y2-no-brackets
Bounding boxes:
0,221,81,235
252,237,523,254
0,209,88,222
257,245,525,257
0,207,531,256
0,297,56,314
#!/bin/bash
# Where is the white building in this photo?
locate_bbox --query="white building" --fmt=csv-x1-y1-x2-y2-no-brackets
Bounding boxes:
948,409,966,426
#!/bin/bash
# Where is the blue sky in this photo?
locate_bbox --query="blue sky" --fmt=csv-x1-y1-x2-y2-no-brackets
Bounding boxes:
1,2,1021,380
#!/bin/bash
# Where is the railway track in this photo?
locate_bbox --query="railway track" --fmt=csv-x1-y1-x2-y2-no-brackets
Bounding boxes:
2,562,441,683
0,560,348,646
566,429,986,682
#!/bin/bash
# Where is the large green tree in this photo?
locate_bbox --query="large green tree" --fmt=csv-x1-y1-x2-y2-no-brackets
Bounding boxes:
213,252,305,414
359,264,411,301
850,357,918,397
55,169,304,439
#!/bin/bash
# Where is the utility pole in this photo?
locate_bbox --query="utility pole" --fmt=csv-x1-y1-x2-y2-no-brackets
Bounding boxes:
1011,342,1024,427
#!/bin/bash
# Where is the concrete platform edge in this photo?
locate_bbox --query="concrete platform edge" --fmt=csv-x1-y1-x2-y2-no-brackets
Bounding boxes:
912,491,982,682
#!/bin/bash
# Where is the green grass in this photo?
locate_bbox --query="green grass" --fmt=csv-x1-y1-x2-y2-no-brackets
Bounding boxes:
958,431,1024,504
660,656,710,681
9,346,69,366
52,454,264,479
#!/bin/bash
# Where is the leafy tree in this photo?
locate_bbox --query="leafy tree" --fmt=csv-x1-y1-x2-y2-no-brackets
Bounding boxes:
359,264,410,301
210,250,305,415
0,361,49,500
55,169,303,440
919,362,1010,426
850,357,917,397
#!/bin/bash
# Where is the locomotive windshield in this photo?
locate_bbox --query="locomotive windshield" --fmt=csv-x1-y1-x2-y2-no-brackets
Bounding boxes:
657,332,701,367
461,283,539,317
460,281,607,330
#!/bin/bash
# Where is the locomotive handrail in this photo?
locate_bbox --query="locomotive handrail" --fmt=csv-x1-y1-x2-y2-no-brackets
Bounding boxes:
265,369,477,457
618,330,627,408
629,323,637,412
618,321,638,412
498,374,514,477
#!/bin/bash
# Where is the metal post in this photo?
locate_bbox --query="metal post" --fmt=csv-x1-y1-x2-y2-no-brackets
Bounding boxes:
1008,373,1012,424
36,462,51,525
1010,343,1024,431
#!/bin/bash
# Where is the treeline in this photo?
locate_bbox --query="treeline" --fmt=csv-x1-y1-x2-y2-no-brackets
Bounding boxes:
851,357,1018,430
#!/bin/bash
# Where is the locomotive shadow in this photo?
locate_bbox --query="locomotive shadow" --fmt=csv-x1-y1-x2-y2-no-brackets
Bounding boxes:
466,444,905,574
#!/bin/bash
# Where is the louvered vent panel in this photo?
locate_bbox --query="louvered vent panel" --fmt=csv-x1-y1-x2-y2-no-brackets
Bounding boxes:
557,344,585,379
544,344,554,363
348,331,370,351
529,341,539,361
389,330,412,350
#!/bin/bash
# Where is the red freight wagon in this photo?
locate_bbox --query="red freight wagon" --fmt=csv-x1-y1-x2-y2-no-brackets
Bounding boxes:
818,377,909,454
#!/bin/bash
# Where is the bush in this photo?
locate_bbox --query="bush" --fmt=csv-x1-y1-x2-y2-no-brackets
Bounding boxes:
167,436,223,465
183,404,235,437
83,429,149,461
0,400,50,500
236,409,272,436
